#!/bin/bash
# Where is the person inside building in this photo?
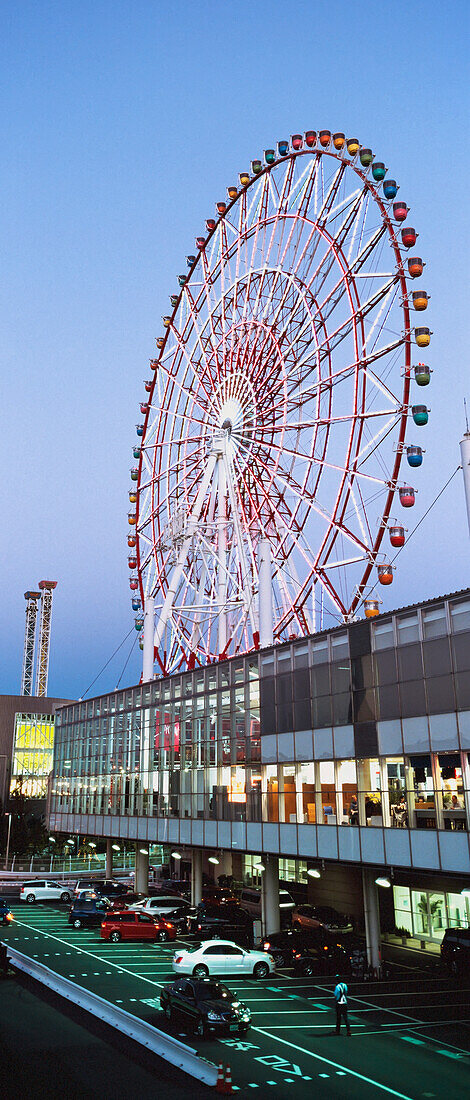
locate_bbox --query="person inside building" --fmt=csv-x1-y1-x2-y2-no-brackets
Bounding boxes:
348,795,359,826
392,793,407,828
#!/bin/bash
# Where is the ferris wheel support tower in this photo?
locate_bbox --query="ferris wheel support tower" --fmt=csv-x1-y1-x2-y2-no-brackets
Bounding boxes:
35,581,57,697
21,591,41,696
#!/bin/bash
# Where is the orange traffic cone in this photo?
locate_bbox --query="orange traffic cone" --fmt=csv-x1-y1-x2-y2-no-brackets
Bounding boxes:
216,1063,225,1093
224,1065,233,1095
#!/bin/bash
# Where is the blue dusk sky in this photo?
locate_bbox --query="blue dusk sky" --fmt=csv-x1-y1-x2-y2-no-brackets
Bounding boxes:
1,0,469,700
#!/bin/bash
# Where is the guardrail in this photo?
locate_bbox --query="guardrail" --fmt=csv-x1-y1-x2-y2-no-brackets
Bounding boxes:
6,945,218,1087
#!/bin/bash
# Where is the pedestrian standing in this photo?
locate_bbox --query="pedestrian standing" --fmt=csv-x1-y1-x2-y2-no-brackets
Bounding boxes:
334,977,351,1036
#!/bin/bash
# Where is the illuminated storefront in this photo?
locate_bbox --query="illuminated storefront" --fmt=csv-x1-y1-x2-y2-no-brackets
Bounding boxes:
11,714,55,799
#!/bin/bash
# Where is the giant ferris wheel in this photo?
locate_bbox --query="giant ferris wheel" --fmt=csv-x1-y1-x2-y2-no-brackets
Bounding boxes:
128,130,431,675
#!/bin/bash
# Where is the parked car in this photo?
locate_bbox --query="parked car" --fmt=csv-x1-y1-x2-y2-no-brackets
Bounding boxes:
187,902,253,946
292,904,354,935
441,927,470,976
259,929,308,967
68,896,117,928
128,895,192,931
20,881,72,904
156,879,191,899
160,977,251,1038
172,939,275,979
100,910,177,943
238,887,295,926
291,933,351,977
0,898,13,925
73,879,131,899
202,884,237,905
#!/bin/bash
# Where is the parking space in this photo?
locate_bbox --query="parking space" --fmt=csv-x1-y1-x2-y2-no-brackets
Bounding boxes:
3,902,470,1098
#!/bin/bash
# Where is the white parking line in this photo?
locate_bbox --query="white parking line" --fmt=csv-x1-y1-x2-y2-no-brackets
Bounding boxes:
10,917,165,991
253,1028,414,1099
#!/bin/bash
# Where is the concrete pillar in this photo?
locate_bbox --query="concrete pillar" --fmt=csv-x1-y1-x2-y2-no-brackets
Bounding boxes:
314,761,323,825
362,868,381,972
259,538,273,648
142,595,155,682
105,838,113,879
218,851,233,879
191,848,203,906
135,844,149,894
261,855,280,936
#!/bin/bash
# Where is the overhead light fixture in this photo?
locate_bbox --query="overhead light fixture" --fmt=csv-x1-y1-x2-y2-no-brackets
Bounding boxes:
88,842,97,849
49,837,56,843
307,868,321,879
112,844,120,851
461,888,470,898
171,851,182,860
139,848,149,855
208,856,220,865
375,876,391,888
254,862,265,872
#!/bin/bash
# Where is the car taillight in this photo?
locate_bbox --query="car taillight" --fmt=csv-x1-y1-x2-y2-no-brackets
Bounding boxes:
6,914,13,921
20,886,25,893
294,952,301,958
174,955,183,964
164,922,173,929
264,941,270,950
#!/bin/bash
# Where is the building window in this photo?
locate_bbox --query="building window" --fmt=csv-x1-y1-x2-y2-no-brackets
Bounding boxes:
372,619,394,651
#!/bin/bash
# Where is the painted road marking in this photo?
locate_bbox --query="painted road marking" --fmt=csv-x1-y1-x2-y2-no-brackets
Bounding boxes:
10,917,166,990
254,1028,415,1099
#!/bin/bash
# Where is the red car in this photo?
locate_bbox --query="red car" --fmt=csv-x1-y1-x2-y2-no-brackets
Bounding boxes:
100,910,176,943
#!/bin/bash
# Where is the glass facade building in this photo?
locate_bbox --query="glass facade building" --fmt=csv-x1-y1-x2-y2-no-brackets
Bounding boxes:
49,590,470,881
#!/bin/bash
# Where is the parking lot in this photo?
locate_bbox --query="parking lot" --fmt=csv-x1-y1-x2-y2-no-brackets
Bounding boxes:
3,899,470,1098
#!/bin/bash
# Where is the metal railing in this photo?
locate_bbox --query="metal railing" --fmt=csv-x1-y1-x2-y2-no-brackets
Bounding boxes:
5,945,218,1086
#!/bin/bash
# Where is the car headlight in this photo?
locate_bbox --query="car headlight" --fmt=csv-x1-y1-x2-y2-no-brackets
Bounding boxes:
207,1011,223,1021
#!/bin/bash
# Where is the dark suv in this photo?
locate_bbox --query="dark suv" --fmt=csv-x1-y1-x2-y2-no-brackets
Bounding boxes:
441,928,470,976
69,897,115,929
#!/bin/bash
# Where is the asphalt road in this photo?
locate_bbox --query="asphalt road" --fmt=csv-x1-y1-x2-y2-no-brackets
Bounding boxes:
2,900,470,1099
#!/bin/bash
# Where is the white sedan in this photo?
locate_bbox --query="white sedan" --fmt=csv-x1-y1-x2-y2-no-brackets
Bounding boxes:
20,880,72,904
172,940,275,980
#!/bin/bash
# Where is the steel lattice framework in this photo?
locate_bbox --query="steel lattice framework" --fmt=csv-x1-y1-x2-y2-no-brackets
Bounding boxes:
132,134,429,675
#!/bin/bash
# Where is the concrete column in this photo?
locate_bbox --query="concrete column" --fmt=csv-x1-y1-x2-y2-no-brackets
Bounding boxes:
261,855,280,936
105,838,113,879
259,538,273,648
191,848,203,906
380,760,392,828
135,844,149,894
314,761,323,825
218,851,233,879
362,868,381,972
142,595,155,682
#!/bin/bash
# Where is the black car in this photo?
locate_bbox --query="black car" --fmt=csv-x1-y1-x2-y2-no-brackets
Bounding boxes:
259,927,351,973
160,977,251,1038
259,929,308,967
68,896,115,928
441,927,470,976
291,933,351,977
187,902,253,946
